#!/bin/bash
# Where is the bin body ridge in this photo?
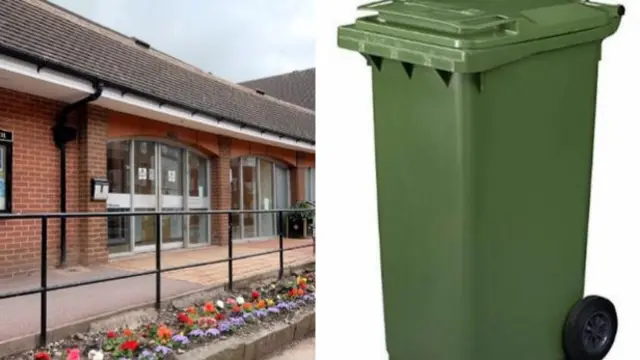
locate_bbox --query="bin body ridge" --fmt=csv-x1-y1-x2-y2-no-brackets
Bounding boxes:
373,42,601,360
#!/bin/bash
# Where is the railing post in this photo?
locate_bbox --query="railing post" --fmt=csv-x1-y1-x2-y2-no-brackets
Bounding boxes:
40,216,48,347
278,210,284,279
155,213,161,310
228,212,233,291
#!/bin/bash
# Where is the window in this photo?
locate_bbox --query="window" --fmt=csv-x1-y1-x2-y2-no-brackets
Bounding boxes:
305,168,315,203
230,156,290,240
0,130,13,213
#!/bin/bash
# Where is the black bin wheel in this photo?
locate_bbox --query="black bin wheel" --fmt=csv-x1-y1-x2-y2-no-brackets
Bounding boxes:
563,295,618,360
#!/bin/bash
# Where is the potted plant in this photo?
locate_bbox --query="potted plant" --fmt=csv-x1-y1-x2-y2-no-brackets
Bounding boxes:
287,201,315,239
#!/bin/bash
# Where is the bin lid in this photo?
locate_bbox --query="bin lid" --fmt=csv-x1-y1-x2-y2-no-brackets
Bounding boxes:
338,0,623,72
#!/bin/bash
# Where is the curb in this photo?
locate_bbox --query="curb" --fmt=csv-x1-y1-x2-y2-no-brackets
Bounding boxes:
177,310,315,360
0,262,315,358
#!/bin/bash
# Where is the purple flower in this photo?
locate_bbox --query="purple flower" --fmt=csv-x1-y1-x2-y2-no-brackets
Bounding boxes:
302,294,315,302
154,345,172,355
219,322,231,332
189,329,205,337
296,300,306,307
243,312,255,320
205,328,221,337
230,317,245,326
138,350,154,359
268,307,280,314
255,309,268,318
172,334,190,345
277,302,292,311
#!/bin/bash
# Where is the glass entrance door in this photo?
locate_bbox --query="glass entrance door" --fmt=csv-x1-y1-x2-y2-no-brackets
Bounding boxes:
160,144,185,248
258,159,275,237
107,139,211,255
133,140,157,249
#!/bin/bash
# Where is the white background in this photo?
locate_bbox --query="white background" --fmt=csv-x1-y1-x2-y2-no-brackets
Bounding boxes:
317,1,640,359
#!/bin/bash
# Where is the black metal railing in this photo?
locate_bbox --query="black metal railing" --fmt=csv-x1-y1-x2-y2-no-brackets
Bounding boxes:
0,208,315,347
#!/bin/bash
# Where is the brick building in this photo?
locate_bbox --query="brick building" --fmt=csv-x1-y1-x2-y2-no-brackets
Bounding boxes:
0,0,315,277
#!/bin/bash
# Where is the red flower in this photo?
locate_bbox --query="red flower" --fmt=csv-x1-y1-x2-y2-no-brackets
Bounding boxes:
34,352,51,360
203,301,215,313
106,331,117,339
232,305,241,313
251,290,260,299
123,328,133,337
243,303,253,311
288,288,297,297
120,340,139,352
177,312,190,323
299,282,307,290
297,288,305,296
215,312,225,321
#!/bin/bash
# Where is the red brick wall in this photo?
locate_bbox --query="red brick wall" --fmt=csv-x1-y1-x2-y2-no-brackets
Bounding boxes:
211,136,231,244
0,88,110,278
77,105,108,265
0,87,64,277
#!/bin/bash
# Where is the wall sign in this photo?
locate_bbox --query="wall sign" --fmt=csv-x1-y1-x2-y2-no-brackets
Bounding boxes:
0,130,13,213
91,178,110,201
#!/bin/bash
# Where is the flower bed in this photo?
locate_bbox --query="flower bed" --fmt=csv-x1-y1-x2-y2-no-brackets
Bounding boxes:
14,271,315,360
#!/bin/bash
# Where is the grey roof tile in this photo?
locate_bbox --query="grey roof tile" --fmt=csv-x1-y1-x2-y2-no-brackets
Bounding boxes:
240,68,315,111
0,0,315,143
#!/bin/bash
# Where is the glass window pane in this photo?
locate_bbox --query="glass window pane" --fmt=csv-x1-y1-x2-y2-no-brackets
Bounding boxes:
134,141,156,195
160,144,182,196
188,152,208,198
259,159,275,237
189,213,208,244
230,158,241,239
107,141,130,194
242,157,257,238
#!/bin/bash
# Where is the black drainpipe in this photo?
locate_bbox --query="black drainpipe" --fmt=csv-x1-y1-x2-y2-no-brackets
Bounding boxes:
52,83,103,267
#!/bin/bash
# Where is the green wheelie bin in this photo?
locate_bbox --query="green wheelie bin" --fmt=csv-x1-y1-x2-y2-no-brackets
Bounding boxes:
337,1,625,360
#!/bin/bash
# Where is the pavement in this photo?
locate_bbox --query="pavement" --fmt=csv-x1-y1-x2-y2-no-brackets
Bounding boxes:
267,337,315,360
0,239,314,343
0,266,204,342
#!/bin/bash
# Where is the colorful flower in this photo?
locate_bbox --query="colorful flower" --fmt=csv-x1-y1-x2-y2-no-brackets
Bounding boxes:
172,334,190,345
251,290,260,299
226,298,237,306
177,312,194,326
189,329,205,337
123,328,133,337
257,300,266,309
66,348,80,360
87,349,104,360
186,306,197,314
157,325,172,340
119,340,139,352
154,345,172,356
203,301,216,313
232,305,241,313
34,352,51,360
205,328,221,337
236,296,245,305
297,288,305,296
215,312,225,321
242,303,253,311
106,331,117,339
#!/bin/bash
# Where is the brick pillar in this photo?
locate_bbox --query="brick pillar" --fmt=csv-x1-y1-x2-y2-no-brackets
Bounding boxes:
77,104,108,265
290,167,306,204
211,135,231,245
